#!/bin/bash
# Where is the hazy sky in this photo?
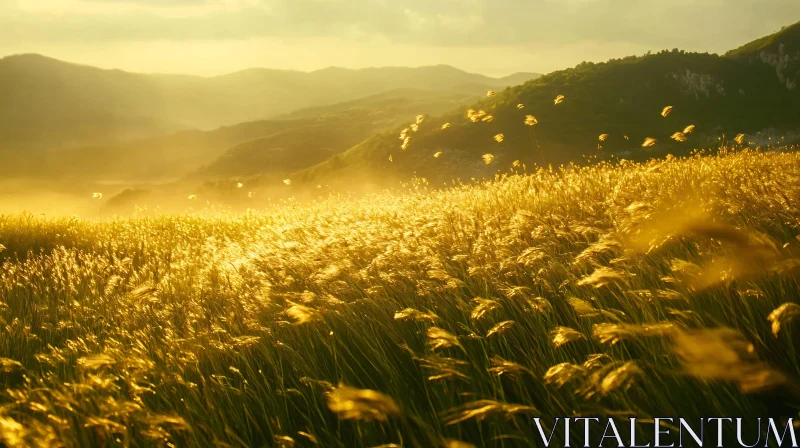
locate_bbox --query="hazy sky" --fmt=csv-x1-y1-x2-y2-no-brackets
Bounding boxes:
1,0,798,77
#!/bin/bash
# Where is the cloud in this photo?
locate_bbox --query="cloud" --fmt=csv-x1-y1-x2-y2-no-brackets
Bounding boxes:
80,0,211,4
2,0,799,52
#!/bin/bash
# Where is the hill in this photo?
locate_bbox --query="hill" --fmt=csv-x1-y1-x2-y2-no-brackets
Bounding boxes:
200,89,479,179
0,54,539,152
288,26,800,189
10,88,480,186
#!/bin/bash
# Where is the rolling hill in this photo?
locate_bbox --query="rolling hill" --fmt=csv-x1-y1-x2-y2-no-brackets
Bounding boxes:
11,88,482,185
284,22,800,189
0,54,539,152
200,89,480,179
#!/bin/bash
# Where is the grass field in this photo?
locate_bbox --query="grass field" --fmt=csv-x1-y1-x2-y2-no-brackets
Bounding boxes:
2,148,800,447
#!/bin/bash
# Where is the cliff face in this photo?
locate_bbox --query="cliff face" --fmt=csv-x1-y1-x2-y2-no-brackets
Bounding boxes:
668,70,726,98
726,21,800,90
759,43,800,90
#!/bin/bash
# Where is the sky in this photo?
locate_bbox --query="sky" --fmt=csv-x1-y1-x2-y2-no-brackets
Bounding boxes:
0,0,799,77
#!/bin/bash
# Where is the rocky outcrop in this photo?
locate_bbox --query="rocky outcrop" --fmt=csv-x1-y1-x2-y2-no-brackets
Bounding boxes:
754,43,800,90
667,70,726,99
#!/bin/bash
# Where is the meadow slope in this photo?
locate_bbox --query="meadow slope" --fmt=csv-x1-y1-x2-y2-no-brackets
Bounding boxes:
1,149,800,447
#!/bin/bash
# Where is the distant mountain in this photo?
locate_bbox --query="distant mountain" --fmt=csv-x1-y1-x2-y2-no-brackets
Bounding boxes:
0,54,540,151
287,22,800,189
12,88,479,183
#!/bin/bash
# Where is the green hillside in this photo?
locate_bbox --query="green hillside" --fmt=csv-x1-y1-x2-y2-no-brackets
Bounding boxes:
291,37,800,188
0,54,539,152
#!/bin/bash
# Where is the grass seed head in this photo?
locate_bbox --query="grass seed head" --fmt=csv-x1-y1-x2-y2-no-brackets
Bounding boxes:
471,297,500,320
768,303,800,337
599,361,642,395
0,358,24,373
488,355,532,377
77,354,116,372
285,302,320,325
441,400,537,425
415,355,470,381
545,363,587,387
593,322,675,345
551,326,585,348
486,320,515,337
394,308,438,322
428,327,463,351
670,132,687,142
326,384,401,422
671,328,788,394
445,440,477,448
577,267,629,289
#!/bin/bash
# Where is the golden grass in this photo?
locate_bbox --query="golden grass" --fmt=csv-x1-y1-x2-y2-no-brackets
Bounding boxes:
0,149,799,446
